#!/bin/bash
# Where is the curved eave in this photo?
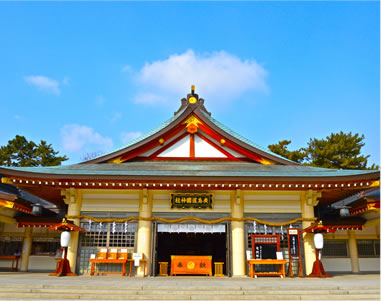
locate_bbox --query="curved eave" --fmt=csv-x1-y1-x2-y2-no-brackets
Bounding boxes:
1,166,379,182
194,107,297,165
80,106,194,164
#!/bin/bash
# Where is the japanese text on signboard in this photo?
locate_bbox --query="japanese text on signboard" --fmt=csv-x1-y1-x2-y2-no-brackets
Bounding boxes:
170,193,213,209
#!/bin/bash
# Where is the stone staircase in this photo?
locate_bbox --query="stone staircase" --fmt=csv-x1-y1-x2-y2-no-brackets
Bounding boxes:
0,283,378,300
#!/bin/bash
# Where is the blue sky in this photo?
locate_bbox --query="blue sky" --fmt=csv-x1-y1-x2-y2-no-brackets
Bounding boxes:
0,2,379,166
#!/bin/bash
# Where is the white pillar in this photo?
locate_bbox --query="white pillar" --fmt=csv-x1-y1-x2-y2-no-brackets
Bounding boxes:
62,188,82,272
20,227,33,271
231,189,246,276
348,230,360,273
301,190,320,275
136,189,152,276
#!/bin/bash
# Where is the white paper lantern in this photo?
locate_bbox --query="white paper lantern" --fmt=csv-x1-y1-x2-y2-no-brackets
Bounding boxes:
313,233,324,249
60,231,71,248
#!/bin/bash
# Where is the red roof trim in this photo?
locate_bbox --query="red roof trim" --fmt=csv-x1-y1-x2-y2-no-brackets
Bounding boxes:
302,222,336,233
329,225,363,230
196,132,237,160
17,222,56,228
148,131,189,159
117,122,186,163
48,222,86,232
197,123,271,164
350,202,380,216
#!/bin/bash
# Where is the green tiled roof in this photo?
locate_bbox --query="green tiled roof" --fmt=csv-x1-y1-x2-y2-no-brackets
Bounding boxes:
85,106,188,162
200,110,296,164
1,162,377,178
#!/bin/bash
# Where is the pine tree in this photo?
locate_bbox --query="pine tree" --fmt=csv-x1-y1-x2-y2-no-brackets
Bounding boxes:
0,135,68,167
268,132,378,170
268,140,307,164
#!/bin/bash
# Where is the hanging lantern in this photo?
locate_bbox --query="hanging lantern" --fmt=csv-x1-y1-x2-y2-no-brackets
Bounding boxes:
339,207,350,217
60,231,71,248
264,224,267,235
31,203,42,215
313,233,324,249
124,221,128,233
253,221,257,234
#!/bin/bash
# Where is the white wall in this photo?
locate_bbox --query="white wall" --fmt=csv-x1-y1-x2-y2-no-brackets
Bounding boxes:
321,258,352,272
28,255,56,271
359,258,380,272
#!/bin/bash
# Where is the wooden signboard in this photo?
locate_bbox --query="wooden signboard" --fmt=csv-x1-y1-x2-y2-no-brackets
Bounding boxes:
287,228,303,277
170,193,213,209
250,235,280,260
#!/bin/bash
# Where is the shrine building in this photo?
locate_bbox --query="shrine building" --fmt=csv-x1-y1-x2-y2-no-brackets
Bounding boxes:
0,87,379,277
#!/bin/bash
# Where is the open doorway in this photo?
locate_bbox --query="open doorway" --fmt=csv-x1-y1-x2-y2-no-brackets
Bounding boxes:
155,228,227,276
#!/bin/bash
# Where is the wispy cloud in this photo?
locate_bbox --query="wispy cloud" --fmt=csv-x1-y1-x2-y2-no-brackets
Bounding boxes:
133,49,268,106
120,131,142,144
61,124,113,153
24,75,61,95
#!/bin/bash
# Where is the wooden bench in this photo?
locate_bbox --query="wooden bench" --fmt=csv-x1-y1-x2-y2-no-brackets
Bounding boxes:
248,259,287,278
0,255,20,271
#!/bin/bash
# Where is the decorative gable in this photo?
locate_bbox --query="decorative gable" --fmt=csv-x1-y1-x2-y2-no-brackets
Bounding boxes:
84,86,297,166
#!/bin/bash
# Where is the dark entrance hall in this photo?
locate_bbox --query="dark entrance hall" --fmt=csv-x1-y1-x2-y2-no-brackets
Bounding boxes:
155,232,227,276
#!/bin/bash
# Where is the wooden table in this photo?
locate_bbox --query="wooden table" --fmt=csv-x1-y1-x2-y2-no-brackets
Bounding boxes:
0,255,20,271
248,259,287,278
170,255,212,276
89,259,128,276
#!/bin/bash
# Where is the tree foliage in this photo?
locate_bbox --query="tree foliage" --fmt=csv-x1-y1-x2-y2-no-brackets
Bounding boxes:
268,132,378,170
0,135,68,167
268,140,307,164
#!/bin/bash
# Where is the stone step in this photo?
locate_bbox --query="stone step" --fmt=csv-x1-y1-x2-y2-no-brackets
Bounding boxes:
0,292,378,300
0,287,378,295
0,284,379,291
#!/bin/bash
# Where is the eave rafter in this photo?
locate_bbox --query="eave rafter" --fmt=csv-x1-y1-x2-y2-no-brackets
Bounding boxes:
2,176,378,192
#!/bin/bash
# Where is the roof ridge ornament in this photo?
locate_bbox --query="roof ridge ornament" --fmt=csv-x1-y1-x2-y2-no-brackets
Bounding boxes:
174,85,211,116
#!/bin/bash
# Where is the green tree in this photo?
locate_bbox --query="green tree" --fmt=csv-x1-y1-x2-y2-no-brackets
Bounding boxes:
305,132,377,170
268,132,379,170
0,135,68,167
268,140,307,164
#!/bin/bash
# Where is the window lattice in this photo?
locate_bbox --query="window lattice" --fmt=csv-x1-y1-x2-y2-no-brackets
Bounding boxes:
322,240,348,257
80,222,137,248
357,240,380,257
0,239,23,256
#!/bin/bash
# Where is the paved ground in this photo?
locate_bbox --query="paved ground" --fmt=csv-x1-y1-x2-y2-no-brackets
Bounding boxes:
0,272,379,289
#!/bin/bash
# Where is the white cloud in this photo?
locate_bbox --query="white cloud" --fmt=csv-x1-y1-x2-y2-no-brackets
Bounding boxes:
120,131,142,144
24,75,61,95
61,124,113,153
134,49,268,106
